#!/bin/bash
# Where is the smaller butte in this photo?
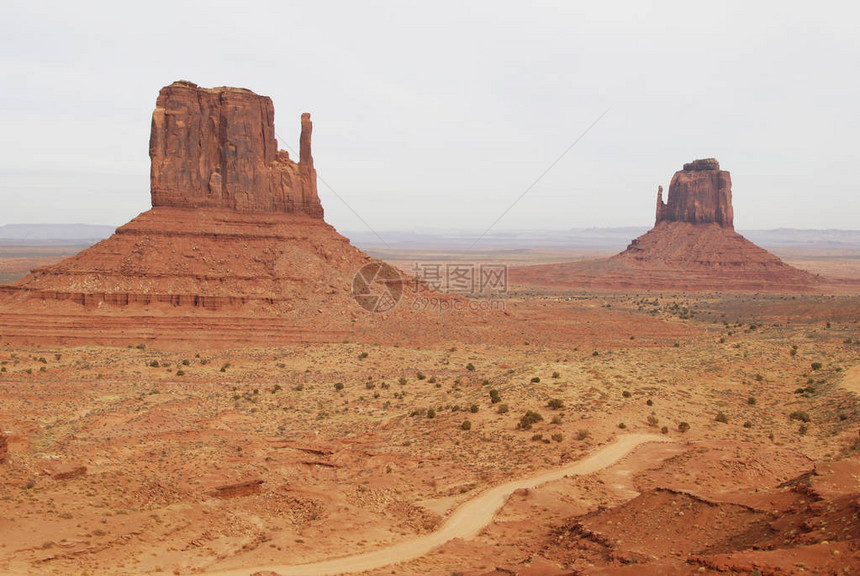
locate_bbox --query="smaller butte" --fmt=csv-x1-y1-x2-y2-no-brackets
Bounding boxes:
510,158,819,292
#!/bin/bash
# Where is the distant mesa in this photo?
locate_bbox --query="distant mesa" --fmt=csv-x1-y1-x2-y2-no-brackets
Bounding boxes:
511,158,819,292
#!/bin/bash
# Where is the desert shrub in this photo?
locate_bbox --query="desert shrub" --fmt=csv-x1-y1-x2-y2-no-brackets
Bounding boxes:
715,411,729,424
552,371,560,379
790,346,798,356
417,372,426,380
428,375,437,384
427,408,436,419
678,421,690,433
646,399,653,406
660,426,669,434
647,414,659,427
743,421,752,428
547,398,564,410
592,351,599,356
181,359,190,366
622,390,632,398
175,370,185,376
489,389,501,404
811,362,822,371
365,381,375,390
748,397,757,405
798,423,808,435
272,384,282,393
517,410,543,430
220,363,230,372
469,404,479,413
530,377,541,383
551,433,563,443
551,414,563,424
398,377,407,386
497,403,509,414
149,360,159,368
334,382,344,391
789,410,811,423
618,422,626,429
576,429,589,441
380,382,390,389
358,352,368,359
466,363,475,371
460,420,471,430
531,433,543,441
294,383,304,391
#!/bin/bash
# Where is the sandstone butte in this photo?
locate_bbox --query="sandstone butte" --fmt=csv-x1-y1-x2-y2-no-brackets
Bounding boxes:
0,81,467,348
510,158,821,292
0,81,373,312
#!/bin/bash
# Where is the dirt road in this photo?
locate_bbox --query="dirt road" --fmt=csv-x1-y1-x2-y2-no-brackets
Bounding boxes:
206,433,669,576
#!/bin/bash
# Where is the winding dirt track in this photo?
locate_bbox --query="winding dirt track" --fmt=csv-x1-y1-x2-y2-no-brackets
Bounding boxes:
207,433,669,576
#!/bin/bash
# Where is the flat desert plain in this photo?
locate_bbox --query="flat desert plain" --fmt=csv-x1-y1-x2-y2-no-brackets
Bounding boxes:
0,286,858,576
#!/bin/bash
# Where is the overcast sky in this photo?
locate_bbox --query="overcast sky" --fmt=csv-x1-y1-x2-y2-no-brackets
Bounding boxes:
1,1,858,235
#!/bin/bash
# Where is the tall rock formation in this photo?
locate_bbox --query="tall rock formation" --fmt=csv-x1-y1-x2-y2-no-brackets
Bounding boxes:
510,158,819,292
655,158,733,228
149,81,323,217
0,81,373,326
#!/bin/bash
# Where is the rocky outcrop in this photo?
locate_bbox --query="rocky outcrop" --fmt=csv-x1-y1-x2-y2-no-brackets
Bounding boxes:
149,81,323,217
656,158,733,228
510,158,820,292
212,478,264,499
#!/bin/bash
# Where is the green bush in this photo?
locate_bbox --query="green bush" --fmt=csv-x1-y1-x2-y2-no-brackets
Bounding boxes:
427,408,436,419
489,389,501,404
497,403,509,414
547,398,564,410
460,420,471,430
530,377,540,383
811,362,822,370
715,411,729,424
469,404,479,413
517,410,543,430
789,410,811,423
466,363,475,371
678,421,690,433
622,390,632,398
334,382,344,391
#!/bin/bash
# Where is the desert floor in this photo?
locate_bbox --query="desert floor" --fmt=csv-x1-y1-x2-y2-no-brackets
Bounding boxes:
1,286,859,575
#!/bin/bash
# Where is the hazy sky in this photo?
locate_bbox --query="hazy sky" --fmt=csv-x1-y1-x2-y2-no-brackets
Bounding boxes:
1,1,858,235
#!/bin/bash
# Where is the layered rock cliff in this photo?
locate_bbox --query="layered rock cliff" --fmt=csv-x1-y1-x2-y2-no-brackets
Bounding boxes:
149,81,323,217
656,158,733,228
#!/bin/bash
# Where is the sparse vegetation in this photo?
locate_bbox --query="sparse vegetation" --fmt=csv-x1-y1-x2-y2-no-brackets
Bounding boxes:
517,410,543,430
789,410,811,423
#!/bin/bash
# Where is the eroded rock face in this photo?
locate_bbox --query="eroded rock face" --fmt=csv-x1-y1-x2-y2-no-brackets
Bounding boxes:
656,158,733,228
149,81,323,217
